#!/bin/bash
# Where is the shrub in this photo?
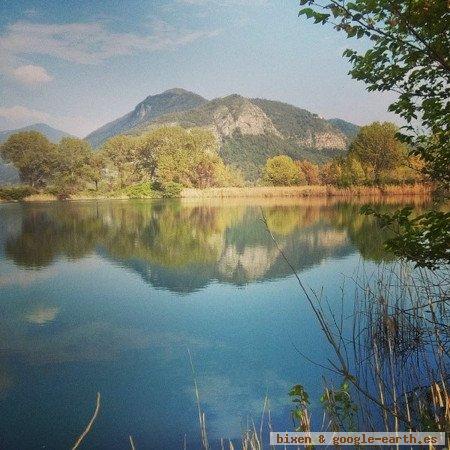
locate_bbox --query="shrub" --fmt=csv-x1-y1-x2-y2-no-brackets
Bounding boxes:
124,182,156,199
161,181,183,198
0,185,36,201
47,173,80,200
263,155,303,186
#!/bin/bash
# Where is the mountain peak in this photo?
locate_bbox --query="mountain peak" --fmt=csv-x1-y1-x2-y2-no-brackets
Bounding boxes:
222,93,245,101
86,89,207,147
141,88,204,104
162,88,194,95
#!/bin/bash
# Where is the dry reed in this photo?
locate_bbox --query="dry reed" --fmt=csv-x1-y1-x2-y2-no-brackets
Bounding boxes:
181,184,433,199
71,392,101,450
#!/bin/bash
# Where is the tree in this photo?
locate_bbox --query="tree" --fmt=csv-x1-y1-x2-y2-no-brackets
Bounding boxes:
100,135,141,188
297,160,320,185
56,138,92,175
52,138,95,193
85,152,105,191
214,164,245,187
263,155,303,186
348,122,408,184
49,138,96,197
0,131,57,187
347,157,366,185
137,126,230,189
299,0,449,267
321,160,343,185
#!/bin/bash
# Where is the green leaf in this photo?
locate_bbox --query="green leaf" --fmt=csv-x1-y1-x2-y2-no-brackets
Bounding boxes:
299,7,315,19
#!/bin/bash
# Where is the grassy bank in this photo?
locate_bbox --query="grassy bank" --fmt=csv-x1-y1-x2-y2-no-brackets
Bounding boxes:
181,183,433,199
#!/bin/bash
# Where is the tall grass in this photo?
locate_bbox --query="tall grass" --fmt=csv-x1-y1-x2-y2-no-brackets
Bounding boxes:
181,184,433,199
349,265,449,433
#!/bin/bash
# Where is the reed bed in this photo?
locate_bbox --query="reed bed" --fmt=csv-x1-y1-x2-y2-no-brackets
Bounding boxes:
0,184,433,203
181,184,433,199
350,265,449,433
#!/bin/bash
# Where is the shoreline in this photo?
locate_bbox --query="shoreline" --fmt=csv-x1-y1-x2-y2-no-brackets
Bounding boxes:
0,183,434,203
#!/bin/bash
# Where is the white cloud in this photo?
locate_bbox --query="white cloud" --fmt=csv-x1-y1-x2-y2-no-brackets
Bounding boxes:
12,64,53,85
0,20,220,65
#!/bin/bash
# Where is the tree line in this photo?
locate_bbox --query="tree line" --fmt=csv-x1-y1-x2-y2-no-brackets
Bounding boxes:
263,122,424,187
0,126,244,199
0,120,426,200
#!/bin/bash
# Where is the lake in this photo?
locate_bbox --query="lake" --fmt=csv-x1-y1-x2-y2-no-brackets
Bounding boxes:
0,197,430,449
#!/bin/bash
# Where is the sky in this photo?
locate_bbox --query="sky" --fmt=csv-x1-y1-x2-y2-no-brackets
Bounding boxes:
0,0,398,137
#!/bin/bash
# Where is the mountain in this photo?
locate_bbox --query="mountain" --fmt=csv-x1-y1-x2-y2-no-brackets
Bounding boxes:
86,89,359,180
0,123,73,185
327,118,359,140
134,94,356,180
85,88,207,148
0,123,73,144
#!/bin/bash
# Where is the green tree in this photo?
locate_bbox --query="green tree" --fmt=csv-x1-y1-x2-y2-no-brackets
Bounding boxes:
348,122,407,184
56,138,92,176
214,164,245,187
0,131,57,187
263,155,303,186
138,126,230,189
347,157,366,185
85,152,105,191
52,138,94,196
101,135,141,188
298,0,449,267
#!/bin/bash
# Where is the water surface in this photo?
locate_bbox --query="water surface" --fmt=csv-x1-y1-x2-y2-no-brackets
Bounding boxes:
0,197,429,449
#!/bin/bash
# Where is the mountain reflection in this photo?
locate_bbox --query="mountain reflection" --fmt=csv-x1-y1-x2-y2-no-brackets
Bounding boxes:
0,198,428,293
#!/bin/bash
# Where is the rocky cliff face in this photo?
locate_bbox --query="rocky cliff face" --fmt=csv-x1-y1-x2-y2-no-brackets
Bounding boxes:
208,98,282,139
296,130,347,150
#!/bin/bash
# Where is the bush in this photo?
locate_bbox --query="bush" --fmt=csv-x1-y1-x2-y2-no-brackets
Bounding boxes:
161,181,183,198
124,182,156,199
263,155,303,186
0,185,36,201
47,174,79,200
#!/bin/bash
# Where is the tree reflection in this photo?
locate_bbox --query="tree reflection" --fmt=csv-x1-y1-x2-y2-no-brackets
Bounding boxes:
1,198,428,292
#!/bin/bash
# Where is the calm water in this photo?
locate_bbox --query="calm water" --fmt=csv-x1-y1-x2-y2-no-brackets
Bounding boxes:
0,197,429,449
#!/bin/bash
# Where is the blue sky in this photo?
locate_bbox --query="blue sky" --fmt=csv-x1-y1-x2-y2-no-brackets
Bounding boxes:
0,0,397,136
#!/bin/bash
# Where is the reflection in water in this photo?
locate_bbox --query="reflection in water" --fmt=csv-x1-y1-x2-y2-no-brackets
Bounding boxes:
25,306,59,325
0,197,431,449
1,198,428,292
